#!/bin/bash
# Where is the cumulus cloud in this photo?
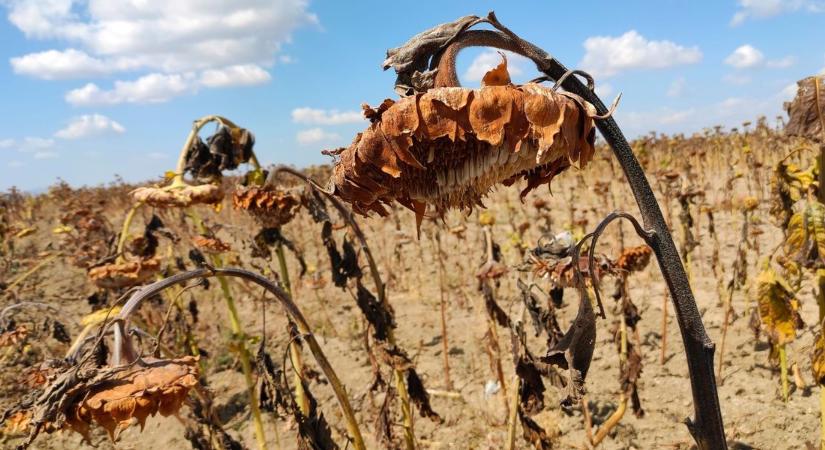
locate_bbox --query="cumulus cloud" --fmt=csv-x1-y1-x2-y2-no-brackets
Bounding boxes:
65,73,196,105
725,45,796,70
291,108,364,125
731,0,823,26
10,48,112,79
55,114,125,139
580,30,702,78
463,50,530,82
296,128,341,146
725,45,764,69
5,0,317,102
199,65,271,88
0,139,15,149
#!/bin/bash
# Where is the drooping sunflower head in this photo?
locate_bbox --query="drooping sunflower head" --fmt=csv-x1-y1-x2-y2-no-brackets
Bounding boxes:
330,56,599,226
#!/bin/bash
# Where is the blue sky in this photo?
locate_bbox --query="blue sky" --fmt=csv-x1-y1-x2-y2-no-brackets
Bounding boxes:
1,0,823,191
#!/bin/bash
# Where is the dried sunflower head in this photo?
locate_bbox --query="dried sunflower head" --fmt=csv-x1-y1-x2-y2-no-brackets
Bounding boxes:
131,184,224,208
184,125,255,182
88,258,161,289
331,56,597,223
233,185,301,228
615,245,652,274
12,357,199,443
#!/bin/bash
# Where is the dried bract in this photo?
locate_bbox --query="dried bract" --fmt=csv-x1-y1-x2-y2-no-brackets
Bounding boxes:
331,57,597,219
233,185,301,228
131,184,223,208
88,258,161,289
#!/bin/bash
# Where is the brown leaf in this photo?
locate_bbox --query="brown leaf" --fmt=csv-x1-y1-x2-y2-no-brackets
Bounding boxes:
542,289,596,406
785,76,825,142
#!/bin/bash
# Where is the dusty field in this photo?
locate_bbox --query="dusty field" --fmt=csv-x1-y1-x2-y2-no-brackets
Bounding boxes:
1,123,822,449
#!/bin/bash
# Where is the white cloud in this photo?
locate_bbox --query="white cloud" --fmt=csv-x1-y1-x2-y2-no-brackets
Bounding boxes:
199,64,271,88
33,151,58,160
0,139,15,149
7,160,25,168
291,108,364,125
731,0,823,26
580,30,702,78
725,45,796,70
296,128,341,146
147,152,168,160
6,1,317,101
725,45,764,69
55,114,125,139
65,73,195,105
463,50,529,82
667,77,686,97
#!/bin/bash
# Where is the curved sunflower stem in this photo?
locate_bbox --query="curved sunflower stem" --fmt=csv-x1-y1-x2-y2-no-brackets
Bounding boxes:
114,202,143,263
275,237,310,416
112,267,366,450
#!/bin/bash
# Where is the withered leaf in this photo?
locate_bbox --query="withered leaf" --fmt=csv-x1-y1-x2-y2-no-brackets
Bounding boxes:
356,281,396,342
322,222,362,288
541,289,596,406
519,409,554,450
405,368,442,423
785,76,825,142
482,282,511,328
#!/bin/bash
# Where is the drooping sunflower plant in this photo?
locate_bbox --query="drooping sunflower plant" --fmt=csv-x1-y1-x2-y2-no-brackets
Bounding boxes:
324,12,726,450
